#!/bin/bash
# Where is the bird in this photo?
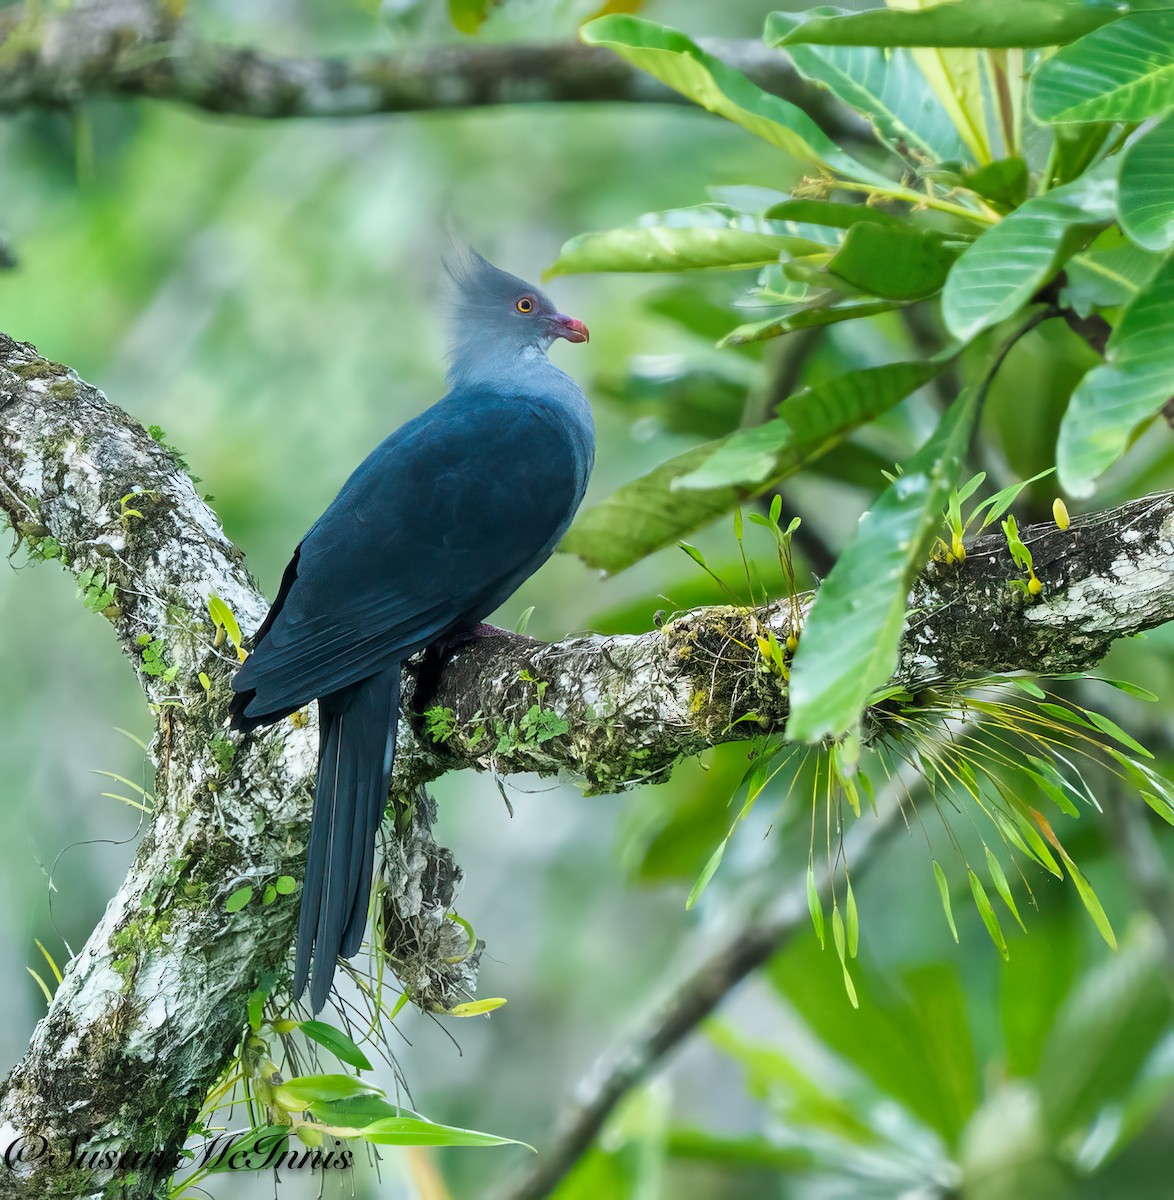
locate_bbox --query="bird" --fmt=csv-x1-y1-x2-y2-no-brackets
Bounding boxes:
229,248,594,1013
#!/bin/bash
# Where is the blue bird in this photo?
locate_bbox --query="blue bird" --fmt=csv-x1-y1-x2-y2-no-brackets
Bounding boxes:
230,249,593,1012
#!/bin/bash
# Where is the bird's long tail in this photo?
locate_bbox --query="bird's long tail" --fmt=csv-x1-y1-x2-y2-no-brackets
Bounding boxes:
293,664,400,1013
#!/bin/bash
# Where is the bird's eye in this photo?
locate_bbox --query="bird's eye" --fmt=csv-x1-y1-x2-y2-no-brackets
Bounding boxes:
516,296,534,314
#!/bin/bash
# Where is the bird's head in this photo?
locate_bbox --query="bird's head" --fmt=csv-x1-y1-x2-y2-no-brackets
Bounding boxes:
443,247,588,386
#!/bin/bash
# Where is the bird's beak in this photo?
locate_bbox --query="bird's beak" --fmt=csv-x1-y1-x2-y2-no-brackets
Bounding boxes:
552,315,590,344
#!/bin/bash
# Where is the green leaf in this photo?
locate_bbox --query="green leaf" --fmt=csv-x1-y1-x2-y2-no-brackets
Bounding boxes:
764,199,905,230
207,593,243,653
310,1095,409,1128
580,15,885,182
676,355,954,489
1057,251,1174,495
298,1020,374,1071
806,864,825,948
225,886,253,913
932,860,959,942
549,214,818,276
942,164,1117,339
275,875,297,895
447,997,508,1016
358,1116,532,1149
273,1074,383,1111
1031,12,1174,124
769,1,1139,49
560,442,736,574
826,224,963,300
720,298,905,347
1118,112,1174,251
1038,927,1168,1138
448,0,497,34
765,10,967,163
984,845,1026,932
686,839,729,911
1062,852,1118,949
963,157,1029,210
1084,709,1154,757
786,384,980,742
968,869,1010,959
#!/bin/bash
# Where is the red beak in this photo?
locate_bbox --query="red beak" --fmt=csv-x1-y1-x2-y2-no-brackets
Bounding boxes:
553,315,590,344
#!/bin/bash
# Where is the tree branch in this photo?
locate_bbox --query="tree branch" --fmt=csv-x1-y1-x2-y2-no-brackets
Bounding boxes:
1,329,1171,1195
0,0,866,136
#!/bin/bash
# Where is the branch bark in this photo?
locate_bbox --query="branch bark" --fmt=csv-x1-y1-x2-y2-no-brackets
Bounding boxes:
0,329,1172,1196
0,0,866,136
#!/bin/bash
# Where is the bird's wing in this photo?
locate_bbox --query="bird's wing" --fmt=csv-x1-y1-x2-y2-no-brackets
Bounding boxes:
232,391,589,720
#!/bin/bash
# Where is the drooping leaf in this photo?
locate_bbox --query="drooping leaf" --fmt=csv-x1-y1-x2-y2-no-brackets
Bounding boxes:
1057,251,1174,495
675,355,954,489
297,1020,374,1071
826,224,964,300
968,869,1010,959
786,384,980,742
579,16,886,182
769,1,1139,49
942,163,1117,339
932,860,959,942
1117,111,1174,251
549,207,821,276
358,1115,532,1149
560,441,735,574
766,10,968,163
1031,12,1174,124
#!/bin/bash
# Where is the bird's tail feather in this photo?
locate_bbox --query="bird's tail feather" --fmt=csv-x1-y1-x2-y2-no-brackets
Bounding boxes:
293,666,400,1013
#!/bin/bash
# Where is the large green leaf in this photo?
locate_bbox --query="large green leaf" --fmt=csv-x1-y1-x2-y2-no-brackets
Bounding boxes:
1037,926,1171,1139
1057,250,1174,495
941,164,1117,339
786,384,979,742
1031,12,1174,124
763,199,904,231
675,355,954,490
560,442,738,574
579,16,885,183
720,299,905,347
1117,112,1174,251
563,354,952,573
826,224,963,300
768,1,1143,49
549,206,823,276
766,10,967,163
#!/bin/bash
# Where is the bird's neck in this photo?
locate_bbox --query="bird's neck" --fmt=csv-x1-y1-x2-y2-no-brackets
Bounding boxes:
445,340,574,397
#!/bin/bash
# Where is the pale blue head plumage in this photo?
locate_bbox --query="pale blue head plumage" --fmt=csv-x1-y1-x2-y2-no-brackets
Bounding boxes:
443,247,588,388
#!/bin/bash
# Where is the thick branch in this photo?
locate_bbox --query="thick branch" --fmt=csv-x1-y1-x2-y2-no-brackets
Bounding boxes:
397,492,1174,788
0,0,865,136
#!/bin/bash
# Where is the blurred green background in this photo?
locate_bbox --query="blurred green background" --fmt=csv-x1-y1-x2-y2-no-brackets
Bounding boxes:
3,1,1174,1198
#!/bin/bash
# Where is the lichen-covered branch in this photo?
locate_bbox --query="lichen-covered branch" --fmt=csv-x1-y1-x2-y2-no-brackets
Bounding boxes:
397,492,1174,788
0,0,864,135
1,327,1172,1197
